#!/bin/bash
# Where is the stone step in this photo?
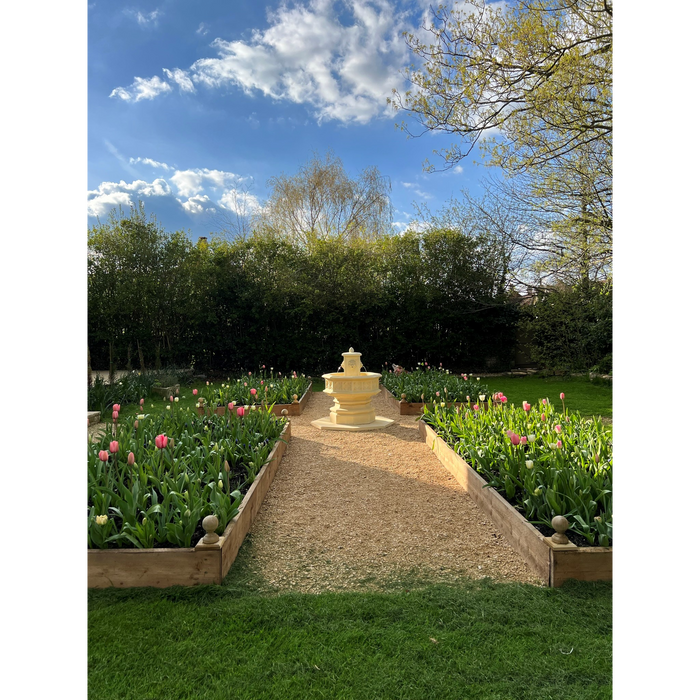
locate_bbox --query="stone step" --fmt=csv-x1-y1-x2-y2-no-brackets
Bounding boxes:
88,411,101,425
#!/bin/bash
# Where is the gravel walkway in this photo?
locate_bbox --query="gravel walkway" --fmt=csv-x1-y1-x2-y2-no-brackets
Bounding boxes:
242,390,542,593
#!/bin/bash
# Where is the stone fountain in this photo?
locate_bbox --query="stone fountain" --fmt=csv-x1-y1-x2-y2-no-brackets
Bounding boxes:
311,348,395,431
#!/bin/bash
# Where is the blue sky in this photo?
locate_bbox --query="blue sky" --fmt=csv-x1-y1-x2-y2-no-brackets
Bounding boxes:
88,0,490,239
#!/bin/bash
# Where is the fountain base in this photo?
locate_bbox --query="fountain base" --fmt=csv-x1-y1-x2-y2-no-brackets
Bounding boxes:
311,416,395,431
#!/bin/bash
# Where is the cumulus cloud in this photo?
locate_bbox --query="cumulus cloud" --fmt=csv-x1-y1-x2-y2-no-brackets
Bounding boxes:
88,158,257,224
110,75,172,102
112,0,411,123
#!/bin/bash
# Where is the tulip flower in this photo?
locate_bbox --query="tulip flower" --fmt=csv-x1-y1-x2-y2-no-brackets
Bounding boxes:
237,406,246,417
109,441,119,453
112,411,119,421
501,395,508,403
555,425,562,433
169,395,174,402
560,393,565,400
528,434,536,442
556,440,563,449
522,402,531,411
542,399,548,405
95,514,108,526
155,434,168,449
479,394,486,402
541,413,546,421
594,453,600,463
139,398,144,406
98,450,109,462
510,433,520,445
174,397,179,403
193,389,198,395
113,404,121,412
525,460,534,470
436,391,440,397
473,404,479,411
127,452,135,466
134,420,139,429
250,388,257,396
520,436,528,445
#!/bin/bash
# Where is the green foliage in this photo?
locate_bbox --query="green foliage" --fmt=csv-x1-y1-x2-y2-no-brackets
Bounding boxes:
520,281,612,372
88,408,286,549
423,399,612,546
381,366,490,404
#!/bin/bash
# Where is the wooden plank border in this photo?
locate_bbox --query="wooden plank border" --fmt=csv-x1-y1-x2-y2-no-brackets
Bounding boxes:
418,420,612,587
88,421,291,588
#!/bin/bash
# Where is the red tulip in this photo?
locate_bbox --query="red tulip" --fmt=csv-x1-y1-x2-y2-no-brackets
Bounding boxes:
193,389,198,396
127,452,135,466
109,441,119,453
237,406,245,417
98,450,109,462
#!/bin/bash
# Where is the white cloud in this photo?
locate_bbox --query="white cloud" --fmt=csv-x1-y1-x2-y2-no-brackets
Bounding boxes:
113,0,411,123
401,181,432,199
163,68,196,94
110,75,172,102
182,194,216,214
170,168,245,198
129,156,172,170
87,178,171,217
218,188,261,214
196,22,208,36
124,9,162,27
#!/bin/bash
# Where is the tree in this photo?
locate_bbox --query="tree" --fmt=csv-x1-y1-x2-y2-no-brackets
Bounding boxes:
252,151,394,248
392,0,612,175
88,203,194,370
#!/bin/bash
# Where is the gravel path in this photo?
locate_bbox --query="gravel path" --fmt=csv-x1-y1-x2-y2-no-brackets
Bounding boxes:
242,390,542,593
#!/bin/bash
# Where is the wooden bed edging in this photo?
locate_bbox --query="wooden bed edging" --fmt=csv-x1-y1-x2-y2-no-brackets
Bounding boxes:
88,421,291,588
418,420,612,587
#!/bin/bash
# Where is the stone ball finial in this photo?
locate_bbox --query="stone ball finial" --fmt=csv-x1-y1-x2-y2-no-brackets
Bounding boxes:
281,408,288,416
551,515,570,544
202,515,220,544
349,347,354,352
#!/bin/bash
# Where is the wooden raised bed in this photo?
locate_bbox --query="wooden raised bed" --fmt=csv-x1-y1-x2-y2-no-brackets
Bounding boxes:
380,384,473,415
88,421,291,588
152,384,180,398
418,420,612,587
197,381,312,418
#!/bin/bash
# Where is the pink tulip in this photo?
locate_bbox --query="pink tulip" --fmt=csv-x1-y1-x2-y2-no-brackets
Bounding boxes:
139,398,144,406
262,365,266,369
473,404,479,411
155,434,167,450
560,392,565,400
436,391,440,397
237,406,245,417
169,395,174,402
510,433,520,445
113,404,121,412
501,395,507,404
250,388,257,396
523,401,531,411
109,441,119,453
260,380,264,385
506,429,514,438
134,420,139,429
112,411,119,421
244,382,248,387
555,425,562,434
520,436,528,445
98,450,109,462
541,413,546,421
127,452,135,466
542,399,548,405
228,402,235,411
556,440,563,449
248,372,252,376
193,389,198,396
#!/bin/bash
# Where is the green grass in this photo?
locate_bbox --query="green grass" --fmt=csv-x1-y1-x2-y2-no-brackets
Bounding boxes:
89,573,611,700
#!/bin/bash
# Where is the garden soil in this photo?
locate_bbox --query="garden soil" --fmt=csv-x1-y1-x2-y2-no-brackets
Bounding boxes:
89,391,543,591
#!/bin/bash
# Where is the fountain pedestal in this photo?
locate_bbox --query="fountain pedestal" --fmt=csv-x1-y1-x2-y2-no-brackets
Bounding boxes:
311,348,395,431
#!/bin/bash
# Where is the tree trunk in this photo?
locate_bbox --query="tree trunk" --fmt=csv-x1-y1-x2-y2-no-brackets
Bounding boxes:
137,339,146,373
109,341,115,385
88,345,93,389
126,343,133,371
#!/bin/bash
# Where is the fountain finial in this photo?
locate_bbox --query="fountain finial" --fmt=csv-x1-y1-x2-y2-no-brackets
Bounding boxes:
349,347,354,352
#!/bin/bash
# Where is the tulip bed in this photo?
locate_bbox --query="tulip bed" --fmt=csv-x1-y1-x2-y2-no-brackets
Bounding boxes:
88,406,287,549
381,366,490,403
422,396,612,546
192,371,310,409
